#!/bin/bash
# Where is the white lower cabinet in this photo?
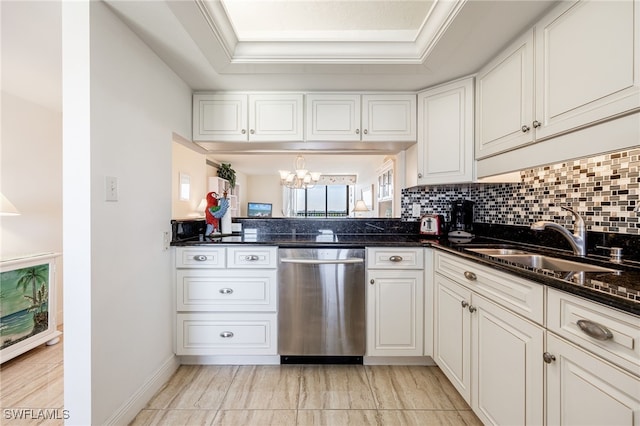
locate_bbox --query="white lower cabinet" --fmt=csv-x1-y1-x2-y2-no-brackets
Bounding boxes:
177,313,277,356
434,251,544,425
174,246,278,357
546,333,640,425
472,293,544,426
366,248,424,357
434,274,472,401
545,288,640,425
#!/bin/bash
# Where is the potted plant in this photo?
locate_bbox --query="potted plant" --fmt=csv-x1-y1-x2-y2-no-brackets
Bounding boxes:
217,163,236,191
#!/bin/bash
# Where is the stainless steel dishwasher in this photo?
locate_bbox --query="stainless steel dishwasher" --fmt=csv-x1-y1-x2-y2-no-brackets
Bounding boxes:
278,248,365,363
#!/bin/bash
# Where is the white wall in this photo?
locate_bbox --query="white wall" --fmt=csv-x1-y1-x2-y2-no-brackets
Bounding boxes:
246,175,284,217
63,2,191,424
172,141,208,219
0,92,63,322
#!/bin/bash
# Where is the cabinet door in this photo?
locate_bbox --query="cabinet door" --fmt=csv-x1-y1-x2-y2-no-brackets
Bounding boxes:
193,94,248,141
472,295,544,426
248,94,304,141
535,0,640,140
475,29,534,159
361,94,416,141
305,94,361,141
417,77,474,185
434,273,472,403
546,333,640,426
366,269,424,356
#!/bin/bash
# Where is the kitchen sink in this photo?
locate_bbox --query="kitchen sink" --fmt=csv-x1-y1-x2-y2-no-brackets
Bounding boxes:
484,253,616,273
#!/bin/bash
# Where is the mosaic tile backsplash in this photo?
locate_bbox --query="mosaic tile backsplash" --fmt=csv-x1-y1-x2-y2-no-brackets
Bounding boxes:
402,148,640,235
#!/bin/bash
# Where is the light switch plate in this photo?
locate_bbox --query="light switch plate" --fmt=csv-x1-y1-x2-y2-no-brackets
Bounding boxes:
105,176,118,202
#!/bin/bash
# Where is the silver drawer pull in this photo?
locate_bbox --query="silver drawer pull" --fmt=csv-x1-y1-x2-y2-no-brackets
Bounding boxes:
193,255,208,262
576,320,613,341
219,288,234,295
220,331,234,338
244,255,259,261
464,271,477,281
389,256,403,262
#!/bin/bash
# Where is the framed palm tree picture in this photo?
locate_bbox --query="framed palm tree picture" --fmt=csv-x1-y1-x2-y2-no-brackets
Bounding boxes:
1,253,61,363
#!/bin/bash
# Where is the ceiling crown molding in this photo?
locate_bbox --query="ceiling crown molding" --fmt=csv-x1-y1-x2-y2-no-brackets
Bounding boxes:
194,0,467,67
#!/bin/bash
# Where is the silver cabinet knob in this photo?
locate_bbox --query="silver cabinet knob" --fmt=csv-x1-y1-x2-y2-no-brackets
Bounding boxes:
532,120,541,128
241,129,246,134
543,352,556,364
468,305,477,313
193,255,207,262
521,125,530,133
461,301,469,308
576,320,613,341
355,129,360,134
219,288,234,295
370,279,375,285
389,256,403,263
418,173,423,179
220,331,234,338
463,271,477,281
363,129,368,135
250,129,255,134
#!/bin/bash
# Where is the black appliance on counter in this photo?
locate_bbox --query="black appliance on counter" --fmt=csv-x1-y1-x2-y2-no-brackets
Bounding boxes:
449,199,474,238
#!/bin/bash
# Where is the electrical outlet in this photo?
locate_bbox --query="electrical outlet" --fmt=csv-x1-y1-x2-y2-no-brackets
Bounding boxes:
105,176,118,202
162,231,170,251
412,203,421,218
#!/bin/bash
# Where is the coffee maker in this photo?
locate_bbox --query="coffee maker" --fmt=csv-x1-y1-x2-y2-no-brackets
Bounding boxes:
449,199,474,238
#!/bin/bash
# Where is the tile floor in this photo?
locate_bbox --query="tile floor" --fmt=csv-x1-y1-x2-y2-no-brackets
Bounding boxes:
0,338,483,426
131,364,483,426
0,333,64,425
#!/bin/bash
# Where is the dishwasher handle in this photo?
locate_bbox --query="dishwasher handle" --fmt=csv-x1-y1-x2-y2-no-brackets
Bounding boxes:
280,257,364,265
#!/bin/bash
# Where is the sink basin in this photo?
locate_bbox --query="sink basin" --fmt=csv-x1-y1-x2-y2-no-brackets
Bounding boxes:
489,254,616,273
466,248,534,256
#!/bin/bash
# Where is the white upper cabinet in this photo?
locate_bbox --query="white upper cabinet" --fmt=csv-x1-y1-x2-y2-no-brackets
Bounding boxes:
306,93,416,142
475,0,640,160
249,94,304,141
534,0,640,140
361,95,416,141
194,94,248,141
417,77,474,185
305,94,361,141
193,93,304,142
475,30,534,159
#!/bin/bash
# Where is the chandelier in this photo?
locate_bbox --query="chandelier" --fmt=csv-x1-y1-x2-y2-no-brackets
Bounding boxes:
278,155,321,189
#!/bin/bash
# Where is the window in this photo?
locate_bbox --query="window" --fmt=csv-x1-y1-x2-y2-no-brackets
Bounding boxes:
292,185,349,217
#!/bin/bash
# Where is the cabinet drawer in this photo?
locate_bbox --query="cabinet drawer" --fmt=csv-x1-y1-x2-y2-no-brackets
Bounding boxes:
176,247,225,268
547,288,640,376
227,246,277,268
435,251,544,324
176,270,277,312
176,313,277,356
367,248,424,269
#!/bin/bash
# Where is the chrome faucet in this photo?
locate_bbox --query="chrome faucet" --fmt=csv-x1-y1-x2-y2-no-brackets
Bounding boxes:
531,206,587,256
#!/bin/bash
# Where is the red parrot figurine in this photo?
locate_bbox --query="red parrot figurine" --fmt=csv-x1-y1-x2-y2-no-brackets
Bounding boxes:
204,192,231,235
205,192,220,234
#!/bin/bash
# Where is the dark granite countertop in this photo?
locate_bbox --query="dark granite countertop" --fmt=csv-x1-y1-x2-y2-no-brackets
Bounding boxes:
171,232,426,248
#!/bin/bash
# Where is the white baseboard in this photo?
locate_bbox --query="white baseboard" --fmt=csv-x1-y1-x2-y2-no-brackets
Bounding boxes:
364,356,435,366
104,354,180,425
180,355,280,365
